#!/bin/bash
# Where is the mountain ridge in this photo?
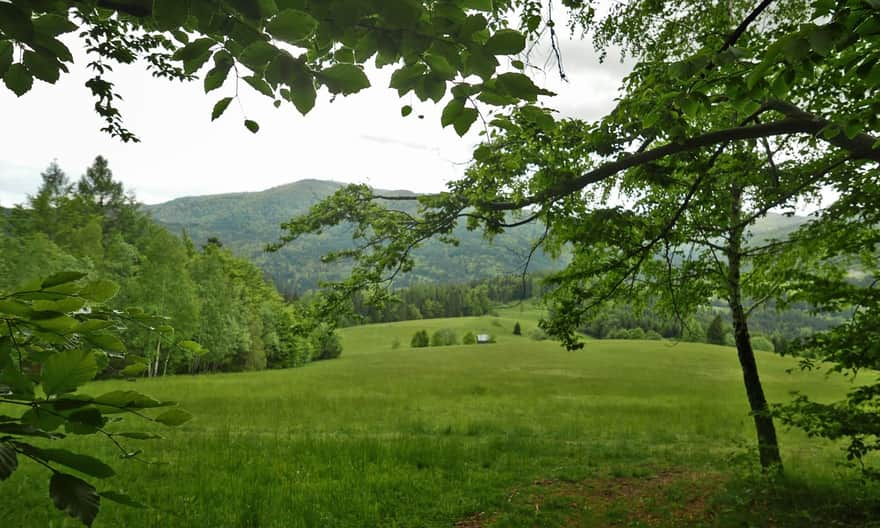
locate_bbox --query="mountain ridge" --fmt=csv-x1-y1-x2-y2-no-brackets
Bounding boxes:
145,179,810,296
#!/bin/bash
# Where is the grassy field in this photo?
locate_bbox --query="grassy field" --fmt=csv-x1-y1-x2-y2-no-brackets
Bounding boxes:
2,315,877,527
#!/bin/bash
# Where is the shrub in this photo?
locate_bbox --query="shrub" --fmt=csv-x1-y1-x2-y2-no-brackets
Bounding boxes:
513,321,522,335
431,328,458,346
644,330,663,340
529,327,548,341
311,325,343,360
490,318,503,327
391,337,401,349
751,335,775,352
462,331,476,345
607,328,628,339
707,314,726,345
625,327,646,340
411,330,429,348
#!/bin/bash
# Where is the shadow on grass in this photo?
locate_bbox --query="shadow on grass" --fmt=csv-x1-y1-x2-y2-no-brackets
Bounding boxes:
455,462,880,527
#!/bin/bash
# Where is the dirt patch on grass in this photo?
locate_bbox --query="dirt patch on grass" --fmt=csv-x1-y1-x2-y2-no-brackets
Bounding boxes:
457,468,724,527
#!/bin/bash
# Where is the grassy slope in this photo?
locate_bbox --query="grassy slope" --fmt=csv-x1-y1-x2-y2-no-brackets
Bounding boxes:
1,317,870,527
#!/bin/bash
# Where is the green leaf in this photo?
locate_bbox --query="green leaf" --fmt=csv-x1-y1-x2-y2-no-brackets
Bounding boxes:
318,64,370,95
33,14,77,37
23,51,62,83
425,53,456,80
0,299,31,317
0,3,34,41
204,62,231,93
519,105,555,131
244,75,274,97
211,97,233,121
0,41,12,77
267,9,318,43
239,40,277,71
50,472,100,527
484,29,526,55
100,490,145,509
120,363,147,377
33,298,86,313
31,313,78,333
389,63,427,95
0,367,35,399
94,390,170,410
0,442,17,481
375,0,422,27
172,37,214,74
33,448,115,478
78,279,119,303
76,319,113,332
495,72,553,101
21,407,65,431
441,98,465,127
3,63,33,97
154,408,193,426
153,0,191,30
244,119,260,133
87,333,126,353
177,340,203,354
41,350,98,397
65,408,107,435
42,272,87,289
289,75,316,115
457,0,493,11
0,422,62,439
453,108,478,136
807,27,835,56
401,105,412,117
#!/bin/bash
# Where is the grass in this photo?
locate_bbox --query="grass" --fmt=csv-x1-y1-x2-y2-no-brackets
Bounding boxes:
1,315,877,527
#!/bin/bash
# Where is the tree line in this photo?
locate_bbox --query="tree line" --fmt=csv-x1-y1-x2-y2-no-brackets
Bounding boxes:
1,157,340,375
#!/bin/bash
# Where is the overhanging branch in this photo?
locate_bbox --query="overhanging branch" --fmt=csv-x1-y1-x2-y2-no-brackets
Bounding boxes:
482,112,880,211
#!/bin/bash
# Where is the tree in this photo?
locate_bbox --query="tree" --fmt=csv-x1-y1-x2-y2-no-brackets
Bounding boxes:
272,0,880,474
706,315,726,345
513,321,522,335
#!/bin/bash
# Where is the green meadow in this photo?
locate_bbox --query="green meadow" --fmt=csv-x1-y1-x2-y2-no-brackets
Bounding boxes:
2,315,876,527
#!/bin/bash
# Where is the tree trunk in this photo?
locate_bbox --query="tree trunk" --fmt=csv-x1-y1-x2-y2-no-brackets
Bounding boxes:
726,184,783,471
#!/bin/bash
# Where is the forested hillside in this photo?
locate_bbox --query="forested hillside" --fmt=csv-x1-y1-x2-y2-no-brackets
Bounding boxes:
147,179,809,297
147,179,562,297
1,159,340,375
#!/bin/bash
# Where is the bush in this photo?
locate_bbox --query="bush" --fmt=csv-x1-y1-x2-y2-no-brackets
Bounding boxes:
513,321,522,335
606,328,628,339
529,327,548,341
625,327,646,340
707,314,726,345
751,335,775,352
311,326,343,360
644,330,663,340
431,328,458,346
391,337,401,349
411,330,429,348
462,331,476,345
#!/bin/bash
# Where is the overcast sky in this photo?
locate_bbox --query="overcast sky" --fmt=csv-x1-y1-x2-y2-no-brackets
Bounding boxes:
0,17,629,207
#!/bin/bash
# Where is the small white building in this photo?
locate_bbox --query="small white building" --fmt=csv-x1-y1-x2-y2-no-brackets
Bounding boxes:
476,334,491,344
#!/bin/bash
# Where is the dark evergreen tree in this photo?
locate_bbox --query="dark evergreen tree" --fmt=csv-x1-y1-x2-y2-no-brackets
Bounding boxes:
706,315,726,345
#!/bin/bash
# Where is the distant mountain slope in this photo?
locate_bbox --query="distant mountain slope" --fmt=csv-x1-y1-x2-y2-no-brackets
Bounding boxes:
146,180,562,296
146,180,810,296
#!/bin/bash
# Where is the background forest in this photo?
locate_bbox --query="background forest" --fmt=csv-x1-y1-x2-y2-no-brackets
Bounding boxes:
1,157,341,375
